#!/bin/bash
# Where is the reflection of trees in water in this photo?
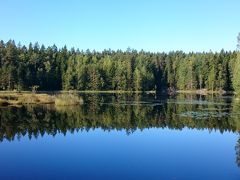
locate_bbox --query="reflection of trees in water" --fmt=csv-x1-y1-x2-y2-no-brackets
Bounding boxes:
236,136,240,167
1,94,240,168
0,94,239,142
233,99,240,168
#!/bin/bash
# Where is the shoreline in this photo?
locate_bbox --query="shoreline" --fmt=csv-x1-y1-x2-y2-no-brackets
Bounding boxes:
176,90,235,95
0,90,238,107
0,90,236,95
0,93,83,107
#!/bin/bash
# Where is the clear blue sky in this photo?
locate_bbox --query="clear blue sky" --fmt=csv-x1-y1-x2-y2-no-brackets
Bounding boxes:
1,0,240,52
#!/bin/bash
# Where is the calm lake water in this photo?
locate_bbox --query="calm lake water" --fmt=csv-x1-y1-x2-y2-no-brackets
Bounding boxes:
0,93,240,180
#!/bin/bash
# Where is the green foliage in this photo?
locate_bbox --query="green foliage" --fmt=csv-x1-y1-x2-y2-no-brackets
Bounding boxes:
238,33,240,49
233,53,240,95
0,39,238,93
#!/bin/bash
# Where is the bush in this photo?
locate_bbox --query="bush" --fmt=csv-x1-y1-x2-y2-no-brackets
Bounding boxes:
55,94,83,106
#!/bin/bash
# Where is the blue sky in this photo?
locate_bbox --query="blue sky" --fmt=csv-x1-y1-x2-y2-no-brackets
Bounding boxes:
1,0,240,52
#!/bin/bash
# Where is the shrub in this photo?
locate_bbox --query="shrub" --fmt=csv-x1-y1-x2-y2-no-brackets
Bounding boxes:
55,94,83,106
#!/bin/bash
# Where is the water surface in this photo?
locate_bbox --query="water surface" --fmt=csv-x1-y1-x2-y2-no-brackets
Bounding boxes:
0,93,240,179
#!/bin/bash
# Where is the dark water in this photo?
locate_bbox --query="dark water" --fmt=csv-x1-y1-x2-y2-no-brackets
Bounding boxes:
0,93,240,180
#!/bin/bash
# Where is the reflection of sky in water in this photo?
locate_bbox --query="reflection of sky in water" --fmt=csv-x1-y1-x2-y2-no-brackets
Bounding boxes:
0,128,239,180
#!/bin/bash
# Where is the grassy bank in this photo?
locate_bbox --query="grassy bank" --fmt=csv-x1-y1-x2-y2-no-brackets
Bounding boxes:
0,93,55,106
55,94,83,106
0,92,83,107
0,89,236,107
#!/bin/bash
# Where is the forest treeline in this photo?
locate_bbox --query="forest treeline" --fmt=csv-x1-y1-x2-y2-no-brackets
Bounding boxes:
0,39,240,93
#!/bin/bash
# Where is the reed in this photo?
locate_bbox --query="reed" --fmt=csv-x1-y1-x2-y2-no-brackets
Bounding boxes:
55,93,83,106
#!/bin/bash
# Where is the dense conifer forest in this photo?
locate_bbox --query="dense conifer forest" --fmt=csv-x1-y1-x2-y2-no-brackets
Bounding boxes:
0,35,240,93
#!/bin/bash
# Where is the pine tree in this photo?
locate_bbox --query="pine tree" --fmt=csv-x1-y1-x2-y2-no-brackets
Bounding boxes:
233,34,240,95
233,53,240,94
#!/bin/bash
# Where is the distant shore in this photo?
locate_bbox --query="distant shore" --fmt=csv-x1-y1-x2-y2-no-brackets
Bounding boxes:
0,90,238,107
0,89,236,95
176,89,235,95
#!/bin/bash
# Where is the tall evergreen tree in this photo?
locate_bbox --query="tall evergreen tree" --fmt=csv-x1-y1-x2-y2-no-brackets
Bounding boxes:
233,53,240,94
0,39,238,93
